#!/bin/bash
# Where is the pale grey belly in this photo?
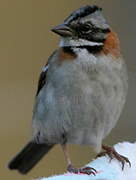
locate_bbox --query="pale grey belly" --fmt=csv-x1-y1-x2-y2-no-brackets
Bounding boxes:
32,76,126,151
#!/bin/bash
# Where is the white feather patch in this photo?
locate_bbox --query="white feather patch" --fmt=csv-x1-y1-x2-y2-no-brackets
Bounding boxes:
59,37,103,47
42,65,49,72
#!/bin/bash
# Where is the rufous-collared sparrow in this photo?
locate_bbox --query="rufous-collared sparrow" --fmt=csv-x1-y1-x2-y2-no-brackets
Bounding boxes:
8,5,130,175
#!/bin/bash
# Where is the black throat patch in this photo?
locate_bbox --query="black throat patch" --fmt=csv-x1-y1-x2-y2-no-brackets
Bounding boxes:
77,45,103,54
63,45,103,55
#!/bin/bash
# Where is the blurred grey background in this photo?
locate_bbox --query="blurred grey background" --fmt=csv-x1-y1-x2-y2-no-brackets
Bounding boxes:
1,0,136,179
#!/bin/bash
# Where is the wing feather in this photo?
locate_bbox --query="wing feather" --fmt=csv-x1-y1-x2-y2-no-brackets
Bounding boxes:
36,64,49,96
36,50,57,96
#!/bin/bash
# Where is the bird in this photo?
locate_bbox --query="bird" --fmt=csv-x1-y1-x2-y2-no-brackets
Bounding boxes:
8,5,130,175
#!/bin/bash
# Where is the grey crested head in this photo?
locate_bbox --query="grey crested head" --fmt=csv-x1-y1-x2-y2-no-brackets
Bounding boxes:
52,5,111,46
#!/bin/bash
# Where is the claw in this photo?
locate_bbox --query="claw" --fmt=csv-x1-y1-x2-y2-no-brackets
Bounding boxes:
121,155,131,168
67,165,97,175
83,167,97,173
79,167,97,175
97,145,131,170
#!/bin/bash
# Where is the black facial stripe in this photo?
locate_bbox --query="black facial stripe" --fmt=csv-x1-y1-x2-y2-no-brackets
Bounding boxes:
101,28,111,33
74,22,110,43
64,5,102,23
63,46,76,56
75,21,110,34
76,45,103,54
63,45,103,54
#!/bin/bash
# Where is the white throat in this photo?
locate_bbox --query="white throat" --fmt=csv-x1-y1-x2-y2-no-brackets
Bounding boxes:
59,37,103,47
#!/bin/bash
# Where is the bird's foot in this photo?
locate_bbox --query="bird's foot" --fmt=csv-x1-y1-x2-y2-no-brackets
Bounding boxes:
67,164,97,175
96,145,131,170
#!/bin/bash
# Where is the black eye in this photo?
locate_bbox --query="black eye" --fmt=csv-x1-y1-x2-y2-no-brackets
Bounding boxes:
80,24,90,32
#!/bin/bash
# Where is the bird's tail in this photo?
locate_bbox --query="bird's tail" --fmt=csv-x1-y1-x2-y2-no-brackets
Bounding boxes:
8,141,54,174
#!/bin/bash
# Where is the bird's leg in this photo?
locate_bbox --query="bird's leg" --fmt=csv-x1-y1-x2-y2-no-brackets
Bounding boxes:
61,144,97,175
61,144,72,168
96,144,131,170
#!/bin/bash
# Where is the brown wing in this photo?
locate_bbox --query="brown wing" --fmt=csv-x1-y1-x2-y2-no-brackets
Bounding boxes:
36,64,49,96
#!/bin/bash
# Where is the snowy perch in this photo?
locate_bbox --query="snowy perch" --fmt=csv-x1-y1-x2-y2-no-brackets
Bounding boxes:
38,142,136,180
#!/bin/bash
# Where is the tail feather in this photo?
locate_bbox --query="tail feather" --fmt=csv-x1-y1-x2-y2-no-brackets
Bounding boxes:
8,141,54,174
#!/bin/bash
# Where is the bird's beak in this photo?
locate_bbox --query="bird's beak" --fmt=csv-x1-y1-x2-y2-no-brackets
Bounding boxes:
51,24,73,37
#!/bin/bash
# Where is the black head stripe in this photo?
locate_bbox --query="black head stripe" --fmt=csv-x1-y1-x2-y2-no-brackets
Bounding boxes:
64,5,102,23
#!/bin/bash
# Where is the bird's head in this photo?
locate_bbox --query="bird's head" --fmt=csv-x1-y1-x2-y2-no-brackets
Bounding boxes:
51,5,111,47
